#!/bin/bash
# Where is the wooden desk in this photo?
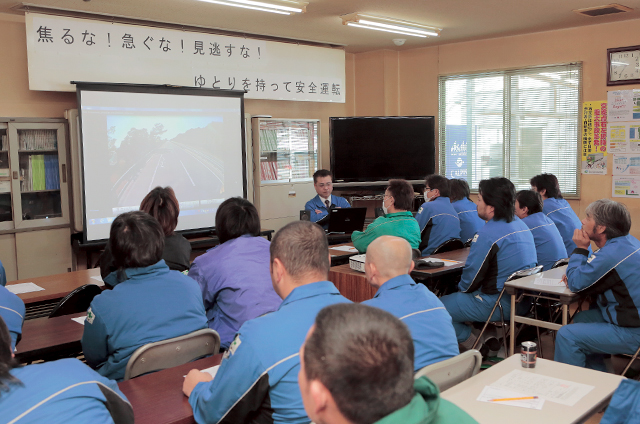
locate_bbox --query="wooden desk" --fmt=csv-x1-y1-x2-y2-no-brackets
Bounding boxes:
328,242,359,266
119,354,223,424
16,312,86,363
328,248,469,302
505,265,579,355
7,268,102,319
442,354,624,424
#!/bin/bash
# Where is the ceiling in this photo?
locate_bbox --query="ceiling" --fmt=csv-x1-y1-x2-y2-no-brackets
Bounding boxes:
2,0,640,52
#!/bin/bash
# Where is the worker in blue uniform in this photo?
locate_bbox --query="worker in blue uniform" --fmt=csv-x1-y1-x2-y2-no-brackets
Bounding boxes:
440,177,537,349
555,199,640,371
304,169,350,227
449,179,485,243
515,190,566,270
362,236,459,370
0,315,134,423
183,221,351,424
530,173,587,256
600,379,640,424
0,272,25,351
82,211,207,382
414,174,461,255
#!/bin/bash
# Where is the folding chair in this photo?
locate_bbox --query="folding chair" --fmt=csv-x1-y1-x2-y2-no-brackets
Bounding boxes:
472,266,544,354
123,328,220,380
432,238,464,255
49,284,103,318
414,350,482,392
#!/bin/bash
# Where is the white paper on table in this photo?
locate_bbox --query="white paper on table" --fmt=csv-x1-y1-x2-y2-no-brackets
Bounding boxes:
6,282,45,294
90,275,105,287
477,386,544,410
184,365,220,379
331,246,359,253
533,277,565,287
72,316,87,325
491,369,594,406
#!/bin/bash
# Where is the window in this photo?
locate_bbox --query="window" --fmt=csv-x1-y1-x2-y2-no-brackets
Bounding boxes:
439,63,582,196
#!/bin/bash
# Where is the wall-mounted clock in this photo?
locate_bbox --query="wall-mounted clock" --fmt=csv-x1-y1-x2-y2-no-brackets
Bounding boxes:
607,45,640,86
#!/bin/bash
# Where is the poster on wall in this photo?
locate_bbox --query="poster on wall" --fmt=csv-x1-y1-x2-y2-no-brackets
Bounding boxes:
612,154,640,176
581,101,607,174
607,122,640,153
612,176,640,198
607,89,640,122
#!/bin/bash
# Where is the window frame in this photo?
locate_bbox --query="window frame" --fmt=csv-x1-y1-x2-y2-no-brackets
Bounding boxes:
438,63,583,199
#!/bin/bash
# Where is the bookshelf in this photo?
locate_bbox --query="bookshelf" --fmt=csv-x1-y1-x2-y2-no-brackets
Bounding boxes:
7,122,69,230
251,118,320,232
257,119,319,183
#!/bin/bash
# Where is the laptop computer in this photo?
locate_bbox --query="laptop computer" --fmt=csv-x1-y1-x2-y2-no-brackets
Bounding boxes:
326,207,367,233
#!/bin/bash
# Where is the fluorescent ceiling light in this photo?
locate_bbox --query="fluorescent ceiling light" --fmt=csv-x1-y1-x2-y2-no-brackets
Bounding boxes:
346,23,427,38
341,13,441,38
197,0,307,15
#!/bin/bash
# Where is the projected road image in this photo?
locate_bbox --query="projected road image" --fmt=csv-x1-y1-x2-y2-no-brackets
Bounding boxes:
107,116,225,208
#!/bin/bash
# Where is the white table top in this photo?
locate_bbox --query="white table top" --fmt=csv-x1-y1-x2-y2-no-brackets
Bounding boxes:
441,354,624,424
504,265,577,300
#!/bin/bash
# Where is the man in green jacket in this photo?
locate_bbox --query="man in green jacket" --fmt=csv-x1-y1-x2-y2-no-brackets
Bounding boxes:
351,179,421,253
298,303,477,424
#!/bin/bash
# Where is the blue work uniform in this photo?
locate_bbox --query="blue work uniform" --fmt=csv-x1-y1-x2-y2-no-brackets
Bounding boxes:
189,281,351,424
0,284,25,351
521,212,567,270
362,274,459,370
415,197,461,255
304,194,351,226
452,198,485,243
1,358,133,424
543,197,584,256
188,235,282,349
440,218,537,342
82,260,207,382
601,379,640,424
555,235,640,370
352,211,421,253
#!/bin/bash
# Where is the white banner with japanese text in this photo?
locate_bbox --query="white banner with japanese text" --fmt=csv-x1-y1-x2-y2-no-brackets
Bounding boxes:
25,13,345,103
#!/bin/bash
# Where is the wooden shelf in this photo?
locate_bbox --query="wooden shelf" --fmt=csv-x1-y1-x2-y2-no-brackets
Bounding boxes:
18,150,58,154
21,189,60,194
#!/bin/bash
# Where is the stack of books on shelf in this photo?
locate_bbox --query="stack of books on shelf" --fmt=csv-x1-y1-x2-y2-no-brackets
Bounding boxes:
20,154,60,192
18,130,57,150
260,161,278,181
259,128,279,152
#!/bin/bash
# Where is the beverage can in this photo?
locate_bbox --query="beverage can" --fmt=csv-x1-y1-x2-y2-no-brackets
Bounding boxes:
521,341,537,368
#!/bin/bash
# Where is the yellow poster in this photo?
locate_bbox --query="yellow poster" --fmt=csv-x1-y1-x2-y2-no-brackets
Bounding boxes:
582,101,607,175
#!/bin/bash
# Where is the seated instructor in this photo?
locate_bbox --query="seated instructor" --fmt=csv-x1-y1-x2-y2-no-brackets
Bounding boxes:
530,173,585,256
351,179,421,253
515,190,566,270
362,236,459,370
555,199,640,371
440,177,537,349
414,174,461,255
82,211,207,382
184,221,351,424
298,303,476,424
305,169,350,226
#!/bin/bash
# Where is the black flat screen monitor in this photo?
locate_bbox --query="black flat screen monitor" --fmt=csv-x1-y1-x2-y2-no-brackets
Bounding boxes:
330,116,435,183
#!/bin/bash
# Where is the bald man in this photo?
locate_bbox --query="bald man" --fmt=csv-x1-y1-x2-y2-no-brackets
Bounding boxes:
362,236,459,371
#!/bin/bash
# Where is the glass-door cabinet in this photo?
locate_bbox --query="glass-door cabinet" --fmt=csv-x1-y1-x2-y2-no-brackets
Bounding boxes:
6,122,69,229
257,119,319,183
